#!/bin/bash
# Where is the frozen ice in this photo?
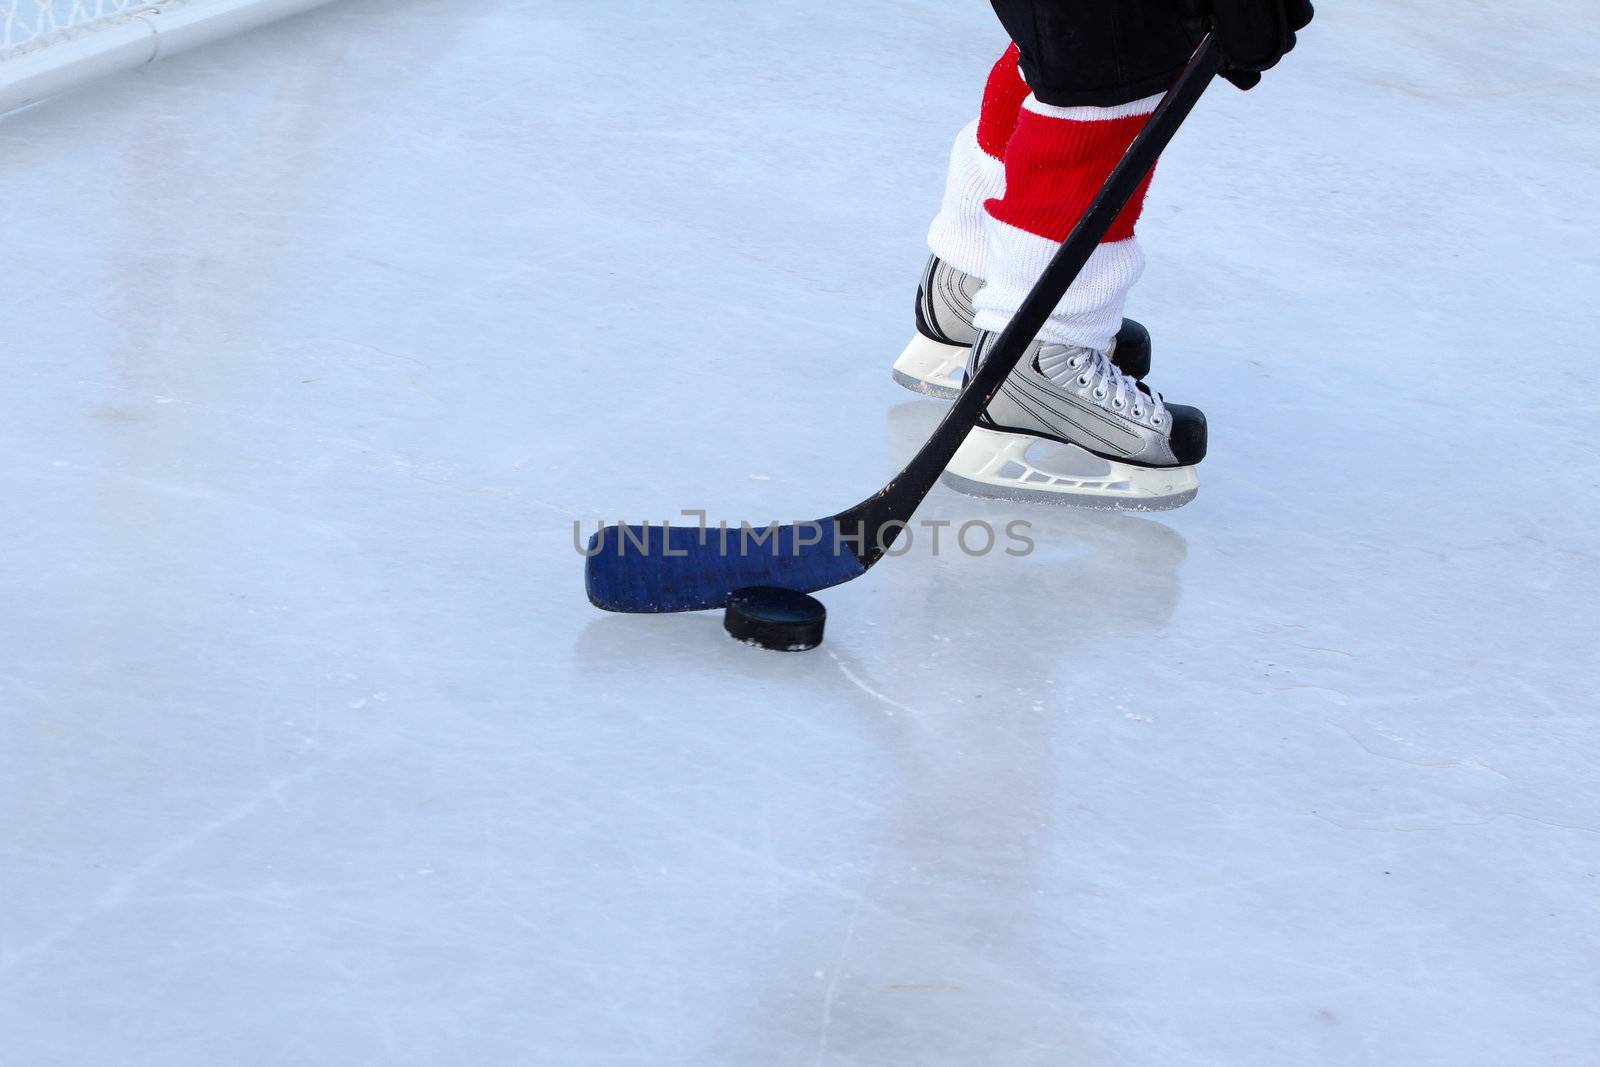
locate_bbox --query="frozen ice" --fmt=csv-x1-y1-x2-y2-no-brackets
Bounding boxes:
2,1,1597,1065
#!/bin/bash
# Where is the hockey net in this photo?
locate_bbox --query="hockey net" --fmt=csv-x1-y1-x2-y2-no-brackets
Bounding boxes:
2,0,167,60
1,0,339,112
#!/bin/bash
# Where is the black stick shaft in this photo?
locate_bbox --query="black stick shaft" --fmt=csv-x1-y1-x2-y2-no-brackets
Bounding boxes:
839,35,1222,560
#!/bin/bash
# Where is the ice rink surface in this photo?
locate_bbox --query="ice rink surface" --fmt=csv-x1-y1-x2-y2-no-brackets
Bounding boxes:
3,1,1598,1064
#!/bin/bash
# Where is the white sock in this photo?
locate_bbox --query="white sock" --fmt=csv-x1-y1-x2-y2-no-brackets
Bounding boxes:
972,230,1145,352
925,120,1005,281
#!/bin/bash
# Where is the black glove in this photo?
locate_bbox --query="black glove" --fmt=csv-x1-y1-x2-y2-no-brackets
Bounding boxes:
1184,0,1314,90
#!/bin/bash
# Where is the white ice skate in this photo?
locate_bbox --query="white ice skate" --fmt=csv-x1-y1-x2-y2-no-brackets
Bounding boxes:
892,256,1151,399
942,330,1206,511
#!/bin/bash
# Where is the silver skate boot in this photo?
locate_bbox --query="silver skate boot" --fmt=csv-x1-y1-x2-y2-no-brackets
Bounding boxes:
941,330,1206,511
892,255,1151,399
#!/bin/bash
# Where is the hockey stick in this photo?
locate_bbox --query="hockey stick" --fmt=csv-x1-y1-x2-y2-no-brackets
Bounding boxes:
586,34,1223,613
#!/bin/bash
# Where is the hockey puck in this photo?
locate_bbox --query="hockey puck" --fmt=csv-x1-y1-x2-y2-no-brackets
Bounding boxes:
724,586,826,651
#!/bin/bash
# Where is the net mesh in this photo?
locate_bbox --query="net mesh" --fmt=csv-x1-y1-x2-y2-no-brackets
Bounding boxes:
2,0,174,58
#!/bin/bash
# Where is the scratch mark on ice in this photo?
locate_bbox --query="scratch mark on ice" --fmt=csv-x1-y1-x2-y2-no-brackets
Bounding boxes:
828,650,918,717
814,849,874,1067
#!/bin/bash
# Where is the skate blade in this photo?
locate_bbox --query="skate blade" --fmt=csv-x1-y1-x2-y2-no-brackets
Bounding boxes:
942,427,1200,512
890,333,965,400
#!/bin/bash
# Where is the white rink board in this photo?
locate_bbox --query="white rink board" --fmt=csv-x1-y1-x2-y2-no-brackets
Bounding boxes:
1,2,1597,1065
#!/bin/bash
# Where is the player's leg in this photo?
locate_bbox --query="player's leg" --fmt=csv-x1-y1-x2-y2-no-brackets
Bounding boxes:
943,0,1207,511
891,45,1025,398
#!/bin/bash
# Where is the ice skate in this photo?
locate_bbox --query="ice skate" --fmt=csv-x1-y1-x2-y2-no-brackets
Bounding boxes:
942,330,1205,511
892,256,1151,399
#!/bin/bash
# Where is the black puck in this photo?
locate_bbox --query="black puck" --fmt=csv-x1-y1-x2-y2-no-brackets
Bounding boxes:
724,586,826,651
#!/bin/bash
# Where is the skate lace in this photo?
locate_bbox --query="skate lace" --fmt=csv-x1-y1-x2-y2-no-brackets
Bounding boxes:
1049,345,1167,428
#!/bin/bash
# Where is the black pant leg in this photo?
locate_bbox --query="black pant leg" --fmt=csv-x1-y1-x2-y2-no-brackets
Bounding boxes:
988,0,1195,106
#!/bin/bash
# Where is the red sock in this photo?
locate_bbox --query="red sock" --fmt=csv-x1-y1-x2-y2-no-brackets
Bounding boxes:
970,94,1163,350
986,100,1157,244
975,44,1028,162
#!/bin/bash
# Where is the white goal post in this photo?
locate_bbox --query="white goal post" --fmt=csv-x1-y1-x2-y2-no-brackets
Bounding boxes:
1,0,342,114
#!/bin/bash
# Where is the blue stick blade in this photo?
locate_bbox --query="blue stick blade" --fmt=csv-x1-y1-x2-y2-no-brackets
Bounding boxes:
584,520,867,613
